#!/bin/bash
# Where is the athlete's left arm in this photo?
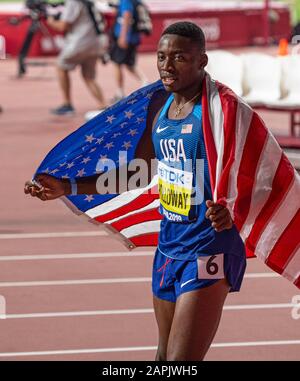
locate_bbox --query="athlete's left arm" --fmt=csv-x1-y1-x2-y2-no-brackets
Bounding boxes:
205,200,233,232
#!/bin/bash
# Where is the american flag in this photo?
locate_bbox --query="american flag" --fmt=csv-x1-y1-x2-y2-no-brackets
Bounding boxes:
181,124,193,134
35,81,163,249
202,75,300,289
34,76,300,289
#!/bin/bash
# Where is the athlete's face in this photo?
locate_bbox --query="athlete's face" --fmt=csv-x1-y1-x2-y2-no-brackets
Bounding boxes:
157,34,208,93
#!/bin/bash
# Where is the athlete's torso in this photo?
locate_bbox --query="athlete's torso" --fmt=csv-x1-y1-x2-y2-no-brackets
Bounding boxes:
152,94,245,261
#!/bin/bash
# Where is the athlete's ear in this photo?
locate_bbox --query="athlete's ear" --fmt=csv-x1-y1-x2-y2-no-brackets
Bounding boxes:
199,53,208,70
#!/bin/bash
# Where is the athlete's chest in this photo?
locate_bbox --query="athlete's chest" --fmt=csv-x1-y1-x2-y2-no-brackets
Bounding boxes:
153,119,200,163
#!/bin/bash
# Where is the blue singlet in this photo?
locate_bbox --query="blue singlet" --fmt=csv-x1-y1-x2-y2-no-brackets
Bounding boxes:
152,94,245,261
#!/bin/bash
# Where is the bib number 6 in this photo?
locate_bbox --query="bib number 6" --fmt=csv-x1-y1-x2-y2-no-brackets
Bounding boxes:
206,255,219,275
197,254,225,279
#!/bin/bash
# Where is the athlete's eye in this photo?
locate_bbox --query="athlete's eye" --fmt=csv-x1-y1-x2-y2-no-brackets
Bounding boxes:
157,54,165,62
174,54,185,61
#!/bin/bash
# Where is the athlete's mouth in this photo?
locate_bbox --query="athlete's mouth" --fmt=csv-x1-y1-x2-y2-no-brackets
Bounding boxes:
161,77,176,86
161,74,177,86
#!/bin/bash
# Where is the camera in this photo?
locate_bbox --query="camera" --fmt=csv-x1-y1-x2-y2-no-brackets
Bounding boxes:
10,0,65,77
9,0,63,26
24,0,49,20
25,0,48,12
25,0,64,20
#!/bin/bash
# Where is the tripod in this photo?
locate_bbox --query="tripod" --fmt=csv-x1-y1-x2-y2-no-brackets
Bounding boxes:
11,9,58,77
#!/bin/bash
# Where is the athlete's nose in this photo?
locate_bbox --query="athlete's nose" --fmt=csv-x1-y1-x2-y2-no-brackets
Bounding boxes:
160,56,175,72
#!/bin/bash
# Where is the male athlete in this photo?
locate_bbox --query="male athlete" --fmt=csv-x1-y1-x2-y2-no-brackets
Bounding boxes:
25,22,246,360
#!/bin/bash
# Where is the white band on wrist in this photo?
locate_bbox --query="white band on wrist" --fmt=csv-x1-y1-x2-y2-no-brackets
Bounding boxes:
70,178,77,196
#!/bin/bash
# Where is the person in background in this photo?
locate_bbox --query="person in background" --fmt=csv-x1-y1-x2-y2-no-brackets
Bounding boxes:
48,0,107,115
109,0,148,102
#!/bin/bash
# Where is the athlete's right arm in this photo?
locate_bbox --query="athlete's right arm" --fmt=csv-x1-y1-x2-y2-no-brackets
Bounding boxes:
24,91,169,201
134,90,168,184
24,172,113,200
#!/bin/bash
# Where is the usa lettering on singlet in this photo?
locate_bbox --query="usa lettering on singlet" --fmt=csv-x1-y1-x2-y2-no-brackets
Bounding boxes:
152,95,203,223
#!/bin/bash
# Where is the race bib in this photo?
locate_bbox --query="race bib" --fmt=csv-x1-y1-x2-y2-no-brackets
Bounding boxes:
158,161,193,222
197,254,225,279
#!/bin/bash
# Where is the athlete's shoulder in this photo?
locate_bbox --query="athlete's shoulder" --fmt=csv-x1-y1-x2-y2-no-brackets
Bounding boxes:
147,89,169,130
133,90,168,164
148,89,169,114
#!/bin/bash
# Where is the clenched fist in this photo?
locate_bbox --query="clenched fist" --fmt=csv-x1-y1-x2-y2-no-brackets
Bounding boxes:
24,174,69,201
205,200,233,232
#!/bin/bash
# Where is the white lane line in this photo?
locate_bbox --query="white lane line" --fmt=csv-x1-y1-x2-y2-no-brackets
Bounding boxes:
244,272,279,278
0,340,300,357
0,273,279,288
224,303,298,310
5,309,154,319
211,340,300,348
0,278,152,287
3,303,299,320
0,231,107,239
0,251,154,261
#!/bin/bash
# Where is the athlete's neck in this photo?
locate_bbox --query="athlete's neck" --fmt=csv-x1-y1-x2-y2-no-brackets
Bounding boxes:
172,76,204,107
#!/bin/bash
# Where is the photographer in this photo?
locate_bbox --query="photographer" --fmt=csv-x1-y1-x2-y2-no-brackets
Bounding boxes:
47,0,107,115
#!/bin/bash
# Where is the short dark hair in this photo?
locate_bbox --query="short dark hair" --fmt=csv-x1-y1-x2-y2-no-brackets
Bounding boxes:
161,21,206,52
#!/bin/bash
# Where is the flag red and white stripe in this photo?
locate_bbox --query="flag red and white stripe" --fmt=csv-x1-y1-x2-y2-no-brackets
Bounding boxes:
202,75,300,289
79,176,162,249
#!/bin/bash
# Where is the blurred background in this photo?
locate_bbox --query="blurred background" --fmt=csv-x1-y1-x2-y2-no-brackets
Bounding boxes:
0,0,299,361
1,0,299,161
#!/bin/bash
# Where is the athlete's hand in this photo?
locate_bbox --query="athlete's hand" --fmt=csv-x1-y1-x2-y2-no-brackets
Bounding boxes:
205,200,233,232
24,174,69,201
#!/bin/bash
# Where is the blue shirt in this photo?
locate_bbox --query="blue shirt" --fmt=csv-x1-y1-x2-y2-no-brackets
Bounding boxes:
152,94,245,261
113,0,140,45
